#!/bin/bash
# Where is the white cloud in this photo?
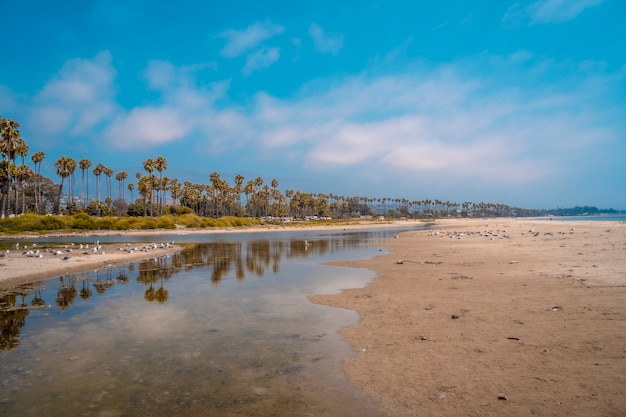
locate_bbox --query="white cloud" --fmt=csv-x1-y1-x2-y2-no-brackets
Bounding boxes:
144,60,177,90
308,23,344,55
28,51,117,136
247,56,620,184
503,0,603,25
105,106,189,147
243,47,281,75
218,20,284,58
22,50,622,199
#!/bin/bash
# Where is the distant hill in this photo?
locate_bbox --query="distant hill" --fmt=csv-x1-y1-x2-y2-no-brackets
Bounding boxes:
541,206,624,217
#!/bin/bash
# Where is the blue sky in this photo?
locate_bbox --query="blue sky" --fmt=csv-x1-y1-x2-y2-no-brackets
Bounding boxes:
1,0,625,209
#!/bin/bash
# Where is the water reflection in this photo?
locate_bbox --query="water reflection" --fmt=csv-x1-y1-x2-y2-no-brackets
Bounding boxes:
0,231,404,353
0,291,30,350
0,228,423,416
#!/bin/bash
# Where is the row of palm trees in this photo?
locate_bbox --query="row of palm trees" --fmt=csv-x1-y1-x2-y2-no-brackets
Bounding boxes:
2,115,536,220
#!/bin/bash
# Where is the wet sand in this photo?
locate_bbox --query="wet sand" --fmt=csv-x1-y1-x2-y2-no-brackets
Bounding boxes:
310,219,626,417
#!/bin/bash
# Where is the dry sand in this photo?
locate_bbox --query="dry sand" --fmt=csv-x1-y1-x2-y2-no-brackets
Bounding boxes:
310,218,626,417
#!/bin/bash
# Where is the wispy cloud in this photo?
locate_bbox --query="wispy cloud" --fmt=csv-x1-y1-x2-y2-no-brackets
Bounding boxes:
18,50,623,204
308,23,344,55
243,47,281,75
105,106,190,147
503,0,603,25
218,20,284,58
27,51,118,138
249,55,621,185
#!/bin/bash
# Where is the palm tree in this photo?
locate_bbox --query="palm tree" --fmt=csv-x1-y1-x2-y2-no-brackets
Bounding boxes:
103,167,113,213
233,174,244,215
31,151,45,214
128,182,135,202
12,139,29,215
0,117,22,217
93,163,105,203
15,164,33,214
79,158,92,208
138,175,151,216
115,171,128,201
143,158,154,215
55,156,74,213
169,178,180,207
153,156,167,215
66,157,77,206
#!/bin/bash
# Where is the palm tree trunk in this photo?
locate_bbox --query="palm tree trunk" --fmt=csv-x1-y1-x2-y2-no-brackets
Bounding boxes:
56,182,63,214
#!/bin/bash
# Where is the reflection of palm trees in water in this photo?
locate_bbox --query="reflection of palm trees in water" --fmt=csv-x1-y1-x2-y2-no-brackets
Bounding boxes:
56,275,78,310
144,284,155,302
168,237,364,284
31,289,46,307
138,256,173,303
116,265,129,283
79,279,92,300
1,231,382,351
92,270,112,294
0,290,30,350
155,279,168,303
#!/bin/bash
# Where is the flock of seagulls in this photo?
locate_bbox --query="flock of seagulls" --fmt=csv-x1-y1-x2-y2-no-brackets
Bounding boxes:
115,241,176,254
427,227,574,240
427,229,511,240
3,240,176,261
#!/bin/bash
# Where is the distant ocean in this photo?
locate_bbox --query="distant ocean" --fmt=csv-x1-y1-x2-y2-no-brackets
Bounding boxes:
537,215,626,222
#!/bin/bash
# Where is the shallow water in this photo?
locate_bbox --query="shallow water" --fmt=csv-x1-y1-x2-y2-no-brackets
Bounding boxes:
0,228,421,416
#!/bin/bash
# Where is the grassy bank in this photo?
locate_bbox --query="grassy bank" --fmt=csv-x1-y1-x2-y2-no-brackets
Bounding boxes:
0,212,262,235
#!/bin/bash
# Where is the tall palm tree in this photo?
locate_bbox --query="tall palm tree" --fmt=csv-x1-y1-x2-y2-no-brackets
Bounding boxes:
169,178,180,207
55,156,74,213
31,151,45,214
93,163,104,203
79,158,92,208
138,175,151,216
127,182,135,203
15,164,33,214
143,158,154,215
153,156,167,215
12,139,29,214
66,158,77,206
0,117,22,217
233,174,244,215
103,166,113,213
115,171,128,201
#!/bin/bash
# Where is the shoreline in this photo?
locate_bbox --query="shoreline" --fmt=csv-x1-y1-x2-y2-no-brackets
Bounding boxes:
0,220,428,288
310,218,626,417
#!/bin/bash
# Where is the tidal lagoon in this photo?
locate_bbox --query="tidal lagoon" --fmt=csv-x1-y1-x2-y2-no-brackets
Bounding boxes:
0,228,420,417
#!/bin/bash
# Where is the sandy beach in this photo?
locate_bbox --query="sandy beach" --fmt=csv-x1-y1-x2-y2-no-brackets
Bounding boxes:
310,218,626,417
2,219,625,416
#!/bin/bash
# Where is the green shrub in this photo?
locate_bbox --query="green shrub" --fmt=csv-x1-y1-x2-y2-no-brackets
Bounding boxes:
94,217,116,230
155,217,176,229
176,213,202,228
69,212,96,230
112,217,135,230
138,218,157,229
